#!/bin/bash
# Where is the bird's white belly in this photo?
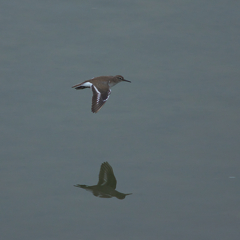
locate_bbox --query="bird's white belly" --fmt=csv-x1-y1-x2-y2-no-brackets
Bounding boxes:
108,82,117,87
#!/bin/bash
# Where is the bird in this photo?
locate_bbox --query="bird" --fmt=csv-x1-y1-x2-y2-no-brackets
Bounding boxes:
72,75,131,113
74,162,132,199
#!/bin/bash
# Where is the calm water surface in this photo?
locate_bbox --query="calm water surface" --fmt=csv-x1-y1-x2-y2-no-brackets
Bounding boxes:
1,0,240,239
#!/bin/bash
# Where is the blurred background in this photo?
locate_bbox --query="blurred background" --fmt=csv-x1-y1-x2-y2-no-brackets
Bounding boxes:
1,0,240,239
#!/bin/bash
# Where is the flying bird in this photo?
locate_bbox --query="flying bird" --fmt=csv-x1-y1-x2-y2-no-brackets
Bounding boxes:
72,75,131,113
74,162,132,199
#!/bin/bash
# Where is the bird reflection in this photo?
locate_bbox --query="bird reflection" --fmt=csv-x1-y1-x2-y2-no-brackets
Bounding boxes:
74,162,132,200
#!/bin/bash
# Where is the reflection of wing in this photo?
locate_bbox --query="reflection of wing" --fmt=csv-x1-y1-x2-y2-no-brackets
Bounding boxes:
91,85,111,113
98,162,117,189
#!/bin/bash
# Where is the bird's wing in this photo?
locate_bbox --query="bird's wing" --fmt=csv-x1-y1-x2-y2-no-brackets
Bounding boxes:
91,85,111,113
98,162,117,189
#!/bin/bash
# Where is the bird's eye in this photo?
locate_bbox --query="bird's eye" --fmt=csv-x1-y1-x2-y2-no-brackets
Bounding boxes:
118,76,123,80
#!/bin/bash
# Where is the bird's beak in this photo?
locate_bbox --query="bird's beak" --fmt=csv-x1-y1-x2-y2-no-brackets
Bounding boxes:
123,79,131,83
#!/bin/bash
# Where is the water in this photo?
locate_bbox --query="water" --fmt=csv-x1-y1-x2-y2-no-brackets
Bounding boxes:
1,0,240,239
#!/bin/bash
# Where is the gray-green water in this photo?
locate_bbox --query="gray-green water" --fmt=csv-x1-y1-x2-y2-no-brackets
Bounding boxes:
1,1,240,239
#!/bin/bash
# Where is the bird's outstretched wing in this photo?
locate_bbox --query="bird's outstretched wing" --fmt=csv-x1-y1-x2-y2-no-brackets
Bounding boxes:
91,85,111,113
98,162,117,189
